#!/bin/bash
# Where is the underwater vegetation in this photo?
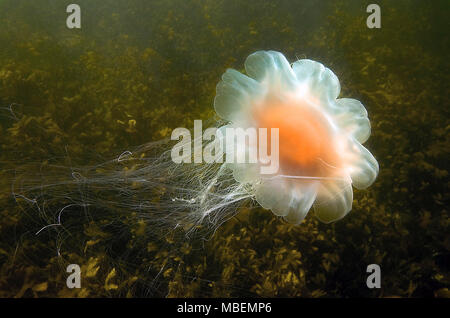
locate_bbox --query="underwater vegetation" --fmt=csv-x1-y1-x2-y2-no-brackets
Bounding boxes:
0,0,448,297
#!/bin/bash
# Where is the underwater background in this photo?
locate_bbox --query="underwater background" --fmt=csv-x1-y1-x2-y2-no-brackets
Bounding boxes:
0,0,448,297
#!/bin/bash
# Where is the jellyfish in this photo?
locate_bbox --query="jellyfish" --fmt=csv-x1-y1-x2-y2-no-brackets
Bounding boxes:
213,50,379,224
11,51,378,246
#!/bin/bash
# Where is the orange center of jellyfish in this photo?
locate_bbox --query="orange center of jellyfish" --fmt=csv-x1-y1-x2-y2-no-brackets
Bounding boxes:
254,96,342,177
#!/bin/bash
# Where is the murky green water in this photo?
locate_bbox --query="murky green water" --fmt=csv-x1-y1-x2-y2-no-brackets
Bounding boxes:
0,0,448,297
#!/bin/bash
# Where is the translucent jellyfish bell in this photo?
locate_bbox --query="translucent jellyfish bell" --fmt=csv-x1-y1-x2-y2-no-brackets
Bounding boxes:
214,51,379,224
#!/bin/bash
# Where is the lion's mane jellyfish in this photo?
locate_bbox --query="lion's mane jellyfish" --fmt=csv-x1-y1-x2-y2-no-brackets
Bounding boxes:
214,51,379,224
13,51,379,242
